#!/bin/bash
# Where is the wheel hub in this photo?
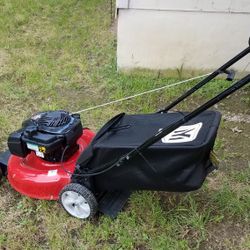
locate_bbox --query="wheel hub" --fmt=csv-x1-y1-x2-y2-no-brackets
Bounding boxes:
61,191,91,219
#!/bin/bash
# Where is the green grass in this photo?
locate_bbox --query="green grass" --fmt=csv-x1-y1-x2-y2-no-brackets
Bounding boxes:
0,0,249,249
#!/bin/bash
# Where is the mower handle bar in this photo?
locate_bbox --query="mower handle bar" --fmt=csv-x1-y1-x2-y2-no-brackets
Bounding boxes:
114,38,250,170
117,74,250,167
78,39,250,177
158,38,250,113
118,38,250,167
78,73,250,177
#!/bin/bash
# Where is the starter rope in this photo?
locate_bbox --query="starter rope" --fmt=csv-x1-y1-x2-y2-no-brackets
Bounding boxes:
73,73,211,114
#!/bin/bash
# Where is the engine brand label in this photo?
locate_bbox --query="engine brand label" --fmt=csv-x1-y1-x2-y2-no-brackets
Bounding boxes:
27,143,39,151
161,123,203,143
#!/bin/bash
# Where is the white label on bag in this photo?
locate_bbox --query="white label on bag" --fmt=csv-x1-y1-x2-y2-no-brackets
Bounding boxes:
161,123,203,143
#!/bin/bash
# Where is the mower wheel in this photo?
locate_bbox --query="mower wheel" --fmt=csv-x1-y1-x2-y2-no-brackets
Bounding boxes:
59,183,98,219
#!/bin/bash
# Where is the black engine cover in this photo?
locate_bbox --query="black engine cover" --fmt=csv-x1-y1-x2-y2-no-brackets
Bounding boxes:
8,110,83,162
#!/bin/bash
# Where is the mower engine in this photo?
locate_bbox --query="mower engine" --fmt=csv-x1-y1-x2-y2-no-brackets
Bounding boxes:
8,110,83,162
7,110,95,200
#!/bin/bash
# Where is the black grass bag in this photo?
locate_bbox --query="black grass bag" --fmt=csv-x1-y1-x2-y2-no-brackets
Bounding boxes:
76,111,221,192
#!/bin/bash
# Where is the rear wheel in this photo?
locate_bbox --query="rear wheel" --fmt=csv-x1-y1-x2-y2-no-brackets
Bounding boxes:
59,183,98,219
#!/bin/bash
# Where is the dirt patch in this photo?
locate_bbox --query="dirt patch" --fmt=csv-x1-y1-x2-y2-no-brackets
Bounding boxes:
206,171,226,191
215,109,250,158
217,88,250,115
200,220,250,250
223,112,250,124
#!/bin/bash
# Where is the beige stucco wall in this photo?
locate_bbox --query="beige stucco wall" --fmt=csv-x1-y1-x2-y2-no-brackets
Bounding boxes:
117,1,250,71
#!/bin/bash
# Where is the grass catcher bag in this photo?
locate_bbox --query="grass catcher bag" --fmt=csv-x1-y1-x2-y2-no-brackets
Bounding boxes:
76,111,221,192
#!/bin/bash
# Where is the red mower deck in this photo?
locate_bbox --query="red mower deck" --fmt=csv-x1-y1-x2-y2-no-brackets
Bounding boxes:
7,129,95,200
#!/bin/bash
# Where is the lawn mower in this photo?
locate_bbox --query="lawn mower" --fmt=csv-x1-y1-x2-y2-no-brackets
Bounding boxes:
0,38,249,219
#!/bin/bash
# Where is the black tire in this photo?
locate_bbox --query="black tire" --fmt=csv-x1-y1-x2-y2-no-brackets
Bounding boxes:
59,183,98,219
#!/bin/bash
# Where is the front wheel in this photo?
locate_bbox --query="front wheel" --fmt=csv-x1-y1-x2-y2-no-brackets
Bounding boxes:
59,183,98,219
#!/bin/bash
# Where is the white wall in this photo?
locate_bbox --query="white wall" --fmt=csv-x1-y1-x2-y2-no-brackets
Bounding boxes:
117,1,250,71
118,0,250,13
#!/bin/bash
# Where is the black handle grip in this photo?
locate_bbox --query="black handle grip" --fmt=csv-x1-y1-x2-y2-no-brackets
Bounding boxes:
226,69,236,81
